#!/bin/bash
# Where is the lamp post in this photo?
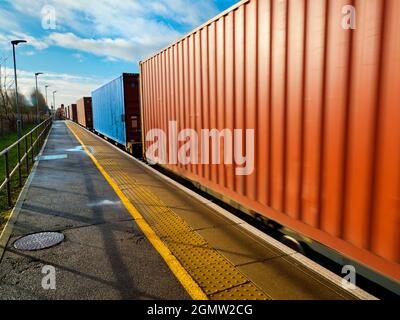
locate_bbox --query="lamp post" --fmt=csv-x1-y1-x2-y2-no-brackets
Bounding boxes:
45,85,50,108
11,39,27,138
53,91,57,116
35,72,43,124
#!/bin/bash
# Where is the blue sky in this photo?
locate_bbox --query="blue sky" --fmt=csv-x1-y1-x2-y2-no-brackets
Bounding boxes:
0,0,239,106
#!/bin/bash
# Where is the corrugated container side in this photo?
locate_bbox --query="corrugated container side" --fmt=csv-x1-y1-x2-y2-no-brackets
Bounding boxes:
76,98,85,127
92,74,141,155
68,105,72,120
92,75,127,145
123,74,142,156
140,0,400,283
71,104,78,123
76,97,93,129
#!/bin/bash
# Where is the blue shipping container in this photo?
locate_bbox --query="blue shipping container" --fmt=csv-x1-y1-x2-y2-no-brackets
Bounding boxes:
92,75,127,145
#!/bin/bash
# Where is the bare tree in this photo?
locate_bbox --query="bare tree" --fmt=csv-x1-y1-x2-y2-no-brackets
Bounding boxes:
0,54,31,131
0,56,12,121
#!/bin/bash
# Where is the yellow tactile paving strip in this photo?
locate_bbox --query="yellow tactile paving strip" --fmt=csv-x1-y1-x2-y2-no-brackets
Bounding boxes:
67,123,270,300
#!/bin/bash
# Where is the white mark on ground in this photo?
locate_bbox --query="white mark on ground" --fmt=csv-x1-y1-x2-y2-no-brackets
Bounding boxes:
65,145,94,154
88,200,122,208
66,146,84,152
35,154,68,161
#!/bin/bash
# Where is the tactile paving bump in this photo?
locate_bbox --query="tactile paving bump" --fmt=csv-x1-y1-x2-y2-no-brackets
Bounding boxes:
14,232,64,251
210,283,270,300
68,123,271,300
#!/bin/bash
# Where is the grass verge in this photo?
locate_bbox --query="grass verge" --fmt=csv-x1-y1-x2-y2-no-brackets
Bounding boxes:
0,124,41,234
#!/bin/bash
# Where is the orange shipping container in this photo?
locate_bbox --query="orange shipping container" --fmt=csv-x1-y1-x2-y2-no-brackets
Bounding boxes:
76,97,93,129
140,0,400,285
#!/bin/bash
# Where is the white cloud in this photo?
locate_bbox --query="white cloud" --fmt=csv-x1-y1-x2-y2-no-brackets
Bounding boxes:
7,0,220,62
1,0,228,107
148,0,219,26
13,68,106,107
48,33,136,62
72,53,84,62
0,32,49,52
0,8,22,32
22,51,36,56
13,32,49,50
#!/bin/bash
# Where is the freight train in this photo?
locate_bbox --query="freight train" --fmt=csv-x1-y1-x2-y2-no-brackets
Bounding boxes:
67,0,400,295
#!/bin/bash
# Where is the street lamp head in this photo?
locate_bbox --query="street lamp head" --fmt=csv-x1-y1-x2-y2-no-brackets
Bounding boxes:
11,39,28,136
35,72,44,76
45,85,50,88
11,40,27,46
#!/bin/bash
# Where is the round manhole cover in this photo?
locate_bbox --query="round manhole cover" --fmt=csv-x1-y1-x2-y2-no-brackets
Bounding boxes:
14,232,64,251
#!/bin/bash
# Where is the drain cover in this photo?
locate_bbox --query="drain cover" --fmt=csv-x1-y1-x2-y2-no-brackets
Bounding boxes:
14,232,64,251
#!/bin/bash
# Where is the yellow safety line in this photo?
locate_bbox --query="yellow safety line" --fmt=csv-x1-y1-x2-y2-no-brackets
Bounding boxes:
67,123,208,300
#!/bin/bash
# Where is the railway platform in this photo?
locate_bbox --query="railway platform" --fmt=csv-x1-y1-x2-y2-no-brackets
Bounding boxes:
0,121,375,300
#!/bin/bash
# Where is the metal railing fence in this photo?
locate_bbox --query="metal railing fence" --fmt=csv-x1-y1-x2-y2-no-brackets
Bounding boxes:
0,118,52,208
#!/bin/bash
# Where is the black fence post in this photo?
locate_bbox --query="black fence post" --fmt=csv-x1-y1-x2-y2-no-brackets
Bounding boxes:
25,136,29,174
17,141,22,188
30,132,34,163
5,152,12,207
35,127,39,157
39,126,42,150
